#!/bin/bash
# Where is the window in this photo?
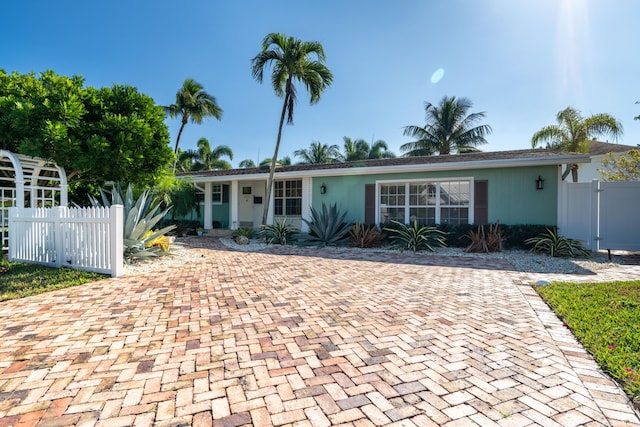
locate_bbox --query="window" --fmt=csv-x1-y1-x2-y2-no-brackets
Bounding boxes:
274,180,302,216
212,184,222,204
379,180,470,225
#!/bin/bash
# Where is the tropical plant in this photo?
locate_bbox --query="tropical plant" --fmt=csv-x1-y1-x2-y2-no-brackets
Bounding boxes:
531,106,623,181
599,149,640,181
294,141,342,164
343,137,395,161
180,137,233,171
251,32,333,225
165,78,223,168
299,203,351,247
349,223,384,248
232,227,255,239
259,156,292,167
525,228,591,258
401,96,492,156
260,218,298,245
89,184,176,261
463,222,504,253
384,220,447,252
239,159,257,168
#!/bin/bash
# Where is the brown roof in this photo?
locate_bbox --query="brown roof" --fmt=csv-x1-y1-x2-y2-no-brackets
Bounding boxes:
177,148,590,178
587,141,637,156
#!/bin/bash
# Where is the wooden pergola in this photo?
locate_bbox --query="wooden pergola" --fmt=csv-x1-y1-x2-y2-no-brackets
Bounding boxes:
0,150,68,250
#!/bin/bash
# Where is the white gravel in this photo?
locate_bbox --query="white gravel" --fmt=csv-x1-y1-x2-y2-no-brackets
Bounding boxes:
123,237,626,277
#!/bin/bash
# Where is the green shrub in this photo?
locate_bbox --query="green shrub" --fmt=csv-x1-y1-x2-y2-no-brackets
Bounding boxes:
233,227,255,239
501,224,553,249
384,220,447,253
525,228,591,258
436,223,475,248
90,183,176,262
299,203,351,247
260,219,298,245
349,223,384,248
464,222,504,253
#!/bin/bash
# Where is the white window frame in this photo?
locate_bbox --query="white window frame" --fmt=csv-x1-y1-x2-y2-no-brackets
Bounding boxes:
211,184,223,205
376,177,474,225
274,179,303,217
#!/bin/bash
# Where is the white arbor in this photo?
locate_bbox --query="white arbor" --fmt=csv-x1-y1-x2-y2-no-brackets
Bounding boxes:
0,150,68,251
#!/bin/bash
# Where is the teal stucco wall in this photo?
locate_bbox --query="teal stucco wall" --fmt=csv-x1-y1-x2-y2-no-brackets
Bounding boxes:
312,165,559,225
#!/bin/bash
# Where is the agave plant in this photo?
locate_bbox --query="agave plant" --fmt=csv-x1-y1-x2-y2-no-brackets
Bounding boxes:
260,218,298,245
299,203,351,247
384,220,447,252
90,184,176,261
525,228,590,258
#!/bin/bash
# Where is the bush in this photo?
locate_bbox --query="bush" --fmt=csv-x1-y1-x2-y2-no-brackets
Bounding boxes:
501,224,553,249
349,223,384,248
299,203,351,247
384,220,447,253
233,227,255,239
463,222,504,253
260,218,298,245
525,228,591,258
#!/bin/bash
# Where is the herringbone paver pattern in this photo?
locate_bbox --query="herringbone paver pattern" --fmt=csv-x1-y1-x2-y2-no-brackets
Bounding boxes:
1,239,639,426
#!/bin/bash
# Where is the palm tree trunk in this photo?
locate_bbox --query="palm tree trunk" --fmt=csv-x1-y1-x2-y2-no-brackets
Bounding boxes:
172,120,187,172
261,93,289,225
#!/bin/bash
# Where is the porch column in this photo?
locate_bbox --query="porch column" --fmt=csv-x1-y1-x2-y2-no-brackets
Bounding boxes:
301,177,312,232
203,182,212,230
230,180,239,229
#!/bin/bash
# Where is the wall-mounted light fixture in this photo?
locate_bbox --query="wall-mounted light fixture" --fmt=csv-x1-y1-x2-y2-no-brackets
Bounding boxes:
536,175,544,190
320,183,327,194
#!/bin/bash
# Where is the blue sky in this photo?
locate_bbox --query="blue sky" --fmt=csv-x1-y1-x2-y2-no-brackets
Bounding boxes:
2,0,639,167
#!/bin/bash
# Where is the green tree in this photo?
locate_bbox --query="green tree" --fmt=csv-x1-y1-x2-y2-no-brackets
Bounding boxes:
401,96,491,156
239,159,256,168
599,150,640,181
164,78,223,163
0,70,173,195
259,156,291,167
343,136,395,161
251,32,333,224
190,138,233,171
294,141,341,164
531,106,623,181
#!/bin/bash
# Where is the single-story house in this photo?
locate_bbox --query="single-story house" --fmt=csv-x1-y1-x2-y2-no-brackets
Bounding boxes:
177,148,591,232
577,141,638,182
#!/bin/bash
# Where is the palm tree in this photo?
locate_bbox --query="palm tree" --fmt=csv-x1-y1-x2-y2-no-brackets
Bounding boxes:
239,159,256,168
190,138,233,171
294,141,342,164
401,96,492,156
531,106,623,181
259,156,292,167
368,139,396,159
165,78,223,169
343,137,395,161
175,149,199,172
251,33,333,224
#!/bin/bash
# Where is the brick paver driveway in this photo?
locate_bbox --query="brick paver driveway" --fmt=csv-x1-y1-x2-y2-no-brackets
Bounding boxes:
1,241,639,426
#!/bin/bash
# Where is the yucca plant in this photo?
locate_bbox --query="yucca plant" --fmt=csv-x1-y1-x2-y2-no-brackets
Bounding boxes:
384,220,447,253
350,222,384,248
464,222,504,253
525,228,591,258
233,227,255,239
299,203,351,247
260,218,298,245
90,184,176,261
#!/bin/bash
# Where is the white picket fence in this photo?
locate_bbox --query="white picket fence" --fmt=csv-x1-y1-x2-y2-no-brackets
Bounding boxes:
558,180,640,252
8,205,124,277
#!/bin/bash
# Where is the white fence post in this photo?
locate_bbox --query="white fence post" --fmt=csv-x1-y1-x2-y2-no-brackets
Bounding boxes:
590,180,600,252
53,206,65,268
110,205,124,277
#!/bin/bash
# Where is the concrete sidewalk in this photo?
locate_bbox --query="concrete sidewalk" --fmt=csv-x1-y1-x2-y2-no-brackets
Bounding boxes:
0,244,638,426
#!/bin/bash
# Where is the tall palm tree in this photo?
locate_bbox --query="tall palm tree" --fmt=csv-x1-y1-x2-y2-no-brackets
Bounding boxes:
251,33,333,224
401,96,492,156
294,141,342,164
165,78,223,169
342,137,369,161
368,139,395,159
191,137,233,170
531,106,623,181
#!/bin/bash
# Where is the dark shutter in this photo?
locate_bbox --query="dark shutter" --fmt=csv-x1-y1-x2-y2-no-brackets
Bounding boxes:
364,184,376,224
222,184,229,203
474,180,488,225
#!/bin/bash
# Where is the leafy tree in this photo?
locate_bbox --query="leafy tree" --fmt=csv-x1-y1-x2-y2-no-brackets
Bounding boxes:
189,138,233,171
294,141,341,164
401,96,491,156
343,136,395,161
164,78,222,165
0,69,173,196
531,106,623,181
599,150,640,181
239,159,256,168
251,32,333,224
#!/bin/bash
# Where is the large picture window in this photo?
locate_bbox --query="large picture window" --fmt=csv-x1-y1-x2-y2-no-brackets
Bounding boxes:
379,180,470,225
274,180,302,216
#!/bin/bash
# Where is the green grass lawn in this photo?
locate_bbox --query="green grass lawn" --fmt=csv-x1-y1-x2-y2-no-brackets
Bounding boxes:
0,259,106,301
536,280,640,401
